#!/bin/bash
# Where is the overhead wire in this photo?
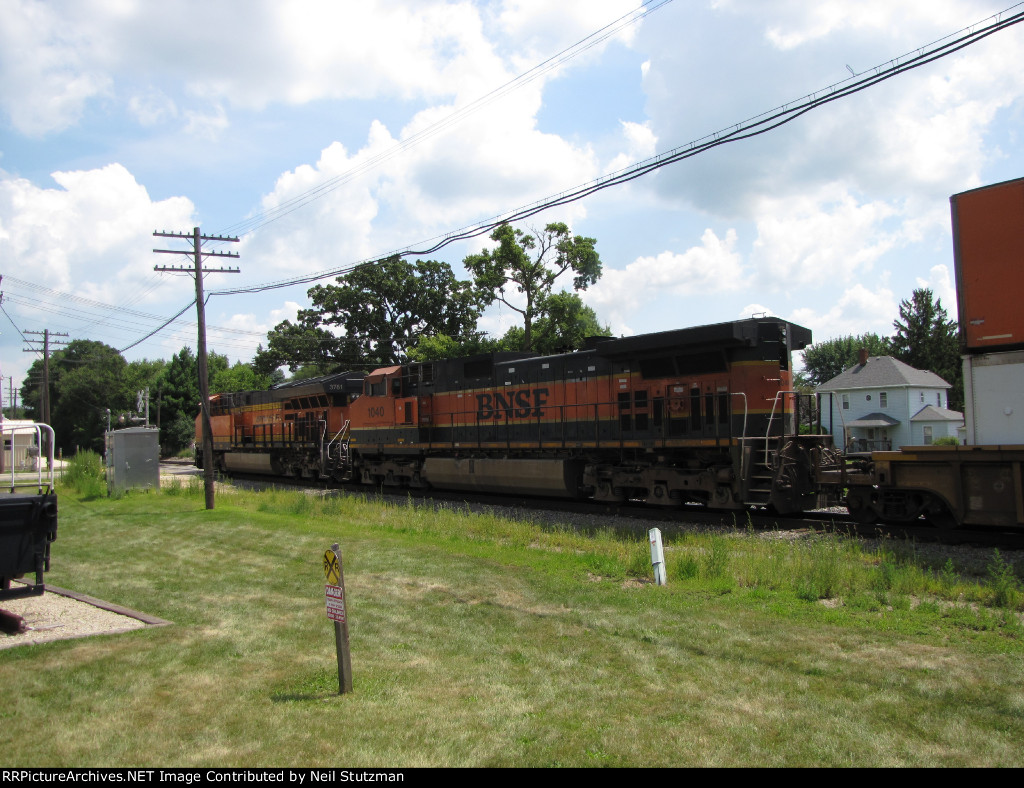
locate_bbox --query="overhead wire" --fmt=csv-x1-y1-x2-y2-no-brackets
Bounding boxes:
3,3,675,359
209,4,1024,298
217,0,675,241
24,3,1020,355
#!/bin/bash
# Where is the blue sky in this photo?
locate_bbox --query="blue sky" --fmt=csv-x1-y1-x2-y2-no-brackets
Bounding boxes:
1,0,1023,400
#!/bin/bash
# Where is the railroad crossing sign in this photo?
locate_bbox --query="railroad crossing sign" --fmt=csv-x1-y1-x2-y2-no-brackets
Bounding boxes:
326,583,346,623
323,549,341,585
323,543,352,694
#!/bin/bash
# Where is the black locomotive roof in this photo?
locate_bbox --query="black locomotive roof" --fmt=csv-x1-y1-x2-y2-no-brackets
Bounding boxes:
271,370,365,396
591,317,812,358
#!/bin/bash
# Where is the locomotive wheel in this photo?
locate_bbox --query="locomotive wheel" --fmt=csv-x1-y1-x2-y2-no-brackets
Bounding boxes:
845,490,878,524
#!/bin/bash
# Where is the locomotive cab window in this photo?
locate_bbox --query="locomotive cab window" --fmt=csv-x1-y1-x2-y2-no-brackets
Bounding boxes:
365,380,387,397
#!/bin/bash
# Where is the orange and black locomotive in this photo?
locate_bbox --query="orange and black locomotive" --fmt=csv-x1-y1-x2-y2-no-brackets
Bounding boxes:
201,317,839,514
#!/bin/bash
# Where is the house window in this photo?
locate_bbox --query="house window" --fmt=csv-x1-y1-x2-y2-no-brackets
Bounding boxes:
842,394,849,410
920,392,925,403
879,392,887,408
936,393,941,406
923,426,933,445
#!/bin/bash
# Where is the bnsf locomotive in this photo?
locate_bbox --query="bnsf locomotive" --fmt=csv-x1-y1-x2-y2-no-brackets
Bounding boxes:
199,317,840,515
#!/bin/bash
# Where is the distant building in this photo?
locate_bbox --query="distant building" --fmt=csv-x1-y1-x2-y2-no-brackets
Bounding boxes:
0,420,43,472
816,353,964,451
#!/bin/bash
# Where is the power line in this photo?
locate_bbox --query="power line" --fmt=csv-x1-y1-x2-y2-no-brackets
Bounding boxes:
217,0,675,241
209,5,1024,299
0,275,265,337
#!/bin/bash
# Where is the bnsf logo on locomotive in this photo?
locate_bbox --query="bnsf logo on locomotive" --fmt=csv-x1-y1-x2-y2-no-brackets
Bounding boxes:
476,387,550,420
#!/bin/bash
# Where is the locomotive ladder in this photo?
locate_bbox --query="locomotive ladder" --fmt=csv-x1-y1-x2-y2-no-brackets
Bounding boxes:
321,420,351,479
745,390,807,507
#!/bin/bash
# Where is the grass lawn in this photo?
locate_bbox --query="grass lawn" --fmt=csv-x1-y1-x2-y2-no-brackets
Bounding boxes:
3,474,1024,767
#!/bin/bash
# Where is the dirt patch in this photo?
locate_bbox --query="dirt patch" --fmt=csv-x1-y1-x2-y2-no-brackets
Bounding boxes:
0,584,170,650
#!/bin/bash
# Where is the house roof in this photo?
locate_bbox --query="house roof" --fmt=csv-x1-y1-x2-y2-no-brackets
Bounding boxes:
816,356,949,391
845,412,901,428
910,405,965,422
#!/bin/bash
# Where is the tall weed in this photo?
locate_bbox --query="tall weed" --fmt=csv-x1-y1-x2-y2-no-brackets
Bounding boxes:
60,450,106,499
987,549,1021,609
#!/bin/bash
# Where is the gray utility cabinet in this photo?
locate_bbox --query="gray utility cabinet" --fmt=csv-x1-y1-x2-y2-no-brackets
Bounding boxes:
106,427,160,493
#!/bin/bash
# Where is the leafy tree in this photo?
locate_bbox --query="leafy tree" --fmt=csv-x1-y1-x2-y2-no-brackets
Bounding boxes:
156,348,199,453
211,360,274,394
48,341,133,454
303,256,484,367
408,293,611,361
254,312,360,377
158,347,229,454
889,288,962,411
800,333,891,387
527,292,611,355
463,222,601,351
407,331,509,362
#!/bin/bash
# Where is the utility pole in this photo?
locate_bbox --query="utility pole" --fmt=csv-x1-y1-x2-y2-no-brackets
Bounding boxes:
23,329,69,468
153,227,240,510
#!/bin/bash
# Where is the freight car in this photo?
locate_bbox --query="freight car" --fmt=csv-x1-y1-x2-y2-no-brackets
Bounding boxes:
200,317,840,514
820,177,1024,529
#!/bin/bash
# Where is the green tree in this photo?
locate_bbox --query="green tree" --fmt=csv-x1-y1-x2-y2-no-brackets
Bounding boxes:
254,311,359,377
889,288,962,411
304,256,484,367
407,331,509,362
408,293,611,361
800,333,891,387
45,341,133,454
527,292,611,355
211,360,274,394
463,222,601,351
158,348,229,454
158,348,199,453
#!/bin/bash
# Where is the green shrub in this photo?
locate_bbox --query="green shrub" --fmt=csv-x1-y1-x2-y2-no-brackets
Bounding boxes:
987,549,1021,609
60,450,106,499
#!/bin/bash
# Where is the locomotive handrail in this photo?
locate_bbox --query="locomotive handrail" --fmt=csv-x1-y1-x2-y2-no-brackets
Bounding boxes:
5,423,56,494
818,391,850,445
764,391,797,467
730,392,749,480
323,420,351,475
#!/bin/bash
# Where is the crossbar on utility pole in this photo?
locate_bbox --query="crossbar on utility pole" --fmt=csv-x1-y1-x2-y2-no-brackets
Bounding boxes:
23,328,69,467
154,227,240,510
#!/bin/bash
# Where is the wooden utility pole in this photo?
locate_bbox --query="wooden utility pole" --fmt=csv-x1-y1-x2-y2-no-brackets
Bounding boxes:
23,329,69,467
23,329,69,426
153,227,240,510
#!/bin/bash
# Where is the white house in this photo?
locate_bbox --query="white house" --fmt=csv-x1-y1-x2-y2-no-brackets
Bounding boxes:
816,354,964,451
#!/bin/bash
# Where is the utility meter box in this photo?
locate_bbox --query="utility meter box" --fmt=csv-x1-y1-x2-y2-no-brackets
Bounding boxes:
106,427,160,493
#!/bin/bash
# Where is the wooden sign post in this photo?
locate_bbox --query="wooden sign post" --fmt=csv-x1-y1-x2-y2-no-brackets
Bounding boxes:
323,543,352,694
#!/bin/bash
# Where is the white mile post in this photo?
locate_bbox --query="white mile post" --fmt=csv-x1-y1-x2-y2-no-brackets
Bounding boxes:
649,527,667,586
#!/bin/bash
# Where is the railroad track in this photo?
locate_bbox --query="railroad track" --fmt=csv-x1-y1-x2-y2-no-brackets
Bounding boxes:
202,467,1024,551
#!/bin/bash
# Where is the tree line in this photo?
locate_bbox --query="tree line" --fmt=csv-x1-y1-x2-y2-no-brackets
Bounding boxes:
16,220,963,457
252,221,609,378
16,221,609,456
798,288,963,411
17,344,281,456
